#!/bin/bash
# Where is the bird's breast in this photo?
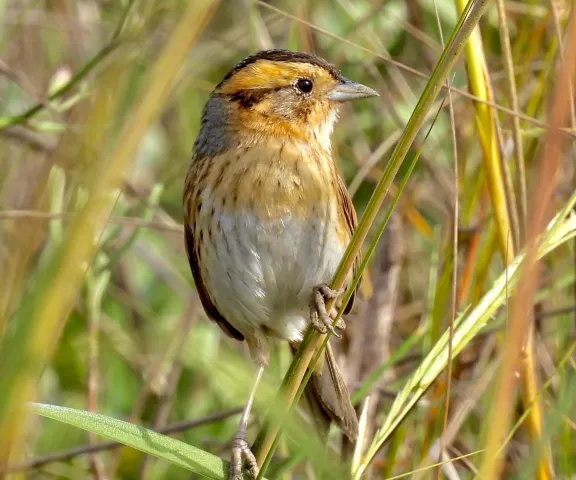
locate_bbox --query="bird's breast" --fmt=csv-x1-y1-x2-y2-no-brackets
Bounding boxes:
206,138,339,221
191,138,350,341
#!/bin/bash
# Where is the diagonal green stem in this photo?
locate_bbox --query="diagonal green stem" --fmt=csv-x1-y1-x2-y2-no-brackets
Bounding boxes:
253,0,495,473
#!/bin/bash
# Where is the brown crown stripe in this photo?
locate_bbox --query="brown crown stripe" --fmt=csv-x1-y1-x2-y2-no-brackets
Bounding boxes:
218,49,341,87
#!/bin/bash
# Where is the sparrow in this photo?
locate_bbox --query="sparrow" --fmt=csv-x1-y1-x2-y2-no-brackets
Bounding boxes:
183,49,378,479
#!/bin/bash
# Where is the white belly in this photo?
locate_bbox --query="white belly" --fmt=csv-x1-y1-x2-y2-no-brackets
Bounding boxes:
200,197,345,342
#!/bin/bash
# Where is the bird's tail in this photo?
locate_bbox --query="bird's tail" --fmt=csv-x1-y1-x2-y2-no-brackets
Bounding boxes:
289,341,358,442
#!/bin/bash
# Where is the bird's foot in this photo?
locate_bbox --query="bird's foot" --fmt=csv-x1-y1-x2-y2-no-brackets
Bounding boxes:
309,283,346,338
229,432,259,480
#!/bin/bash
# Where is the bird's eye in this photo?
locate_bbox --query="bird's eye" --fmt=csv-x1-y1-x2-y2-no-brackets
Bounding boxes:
295,78,313,94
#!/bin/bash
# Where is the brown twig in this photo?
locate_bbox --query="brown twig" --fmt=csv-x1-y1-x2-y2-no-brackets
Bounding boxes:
1,126,57,153
534,305,576,320
348,213,404,399
86,279,108,480
0,210,183,233
0,57,61,120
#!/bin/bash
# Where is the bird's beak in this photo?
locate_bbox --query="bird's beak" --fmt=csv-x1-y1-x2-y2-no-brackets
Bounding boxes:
328,77,379,102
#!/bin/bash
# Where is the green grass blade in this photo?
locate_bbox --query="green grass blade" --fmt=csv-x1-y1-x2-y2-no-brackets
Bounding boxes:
353,196,576,478
31,403,231,479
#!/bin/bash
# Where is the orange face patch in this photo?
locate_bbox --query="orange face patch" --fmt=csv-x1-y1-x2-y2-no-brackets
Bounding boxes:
218,60,338,96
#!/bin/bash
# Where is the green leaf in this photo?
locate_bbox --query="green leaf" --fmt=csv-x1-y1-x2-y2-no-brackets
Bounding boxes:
31,403,228,479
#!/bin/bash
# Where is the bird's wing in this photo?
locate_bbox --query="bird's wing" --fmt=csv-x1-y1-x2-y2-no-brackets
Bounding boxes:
336,174,360,314
184,219,245,341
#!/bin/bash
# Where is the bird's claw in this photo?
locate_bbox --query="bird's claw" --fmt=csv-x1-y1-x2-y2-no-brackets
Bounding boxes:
230,433,259,480
309,283,346,338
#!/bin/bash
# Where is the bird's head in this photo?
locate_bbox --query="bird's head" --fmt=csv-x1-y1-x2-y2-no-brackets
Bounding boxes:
195,50,378,155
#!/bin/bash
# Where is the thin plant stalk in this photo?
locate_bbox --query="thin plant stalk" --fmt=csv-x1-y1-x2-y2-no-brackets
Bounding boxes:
478,10,576,478
438,7,459,469
253,0,496,471
454,0,553,475
496,0,528,241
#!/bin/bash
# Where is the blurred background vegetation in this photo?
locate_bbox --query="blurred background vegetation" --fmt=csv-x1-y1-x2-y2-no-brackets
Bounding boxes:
0,0,575,479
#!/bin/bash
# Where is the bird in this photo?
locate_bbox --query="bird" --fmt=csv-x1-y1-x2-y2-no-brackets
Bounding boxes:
183,49,378,479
